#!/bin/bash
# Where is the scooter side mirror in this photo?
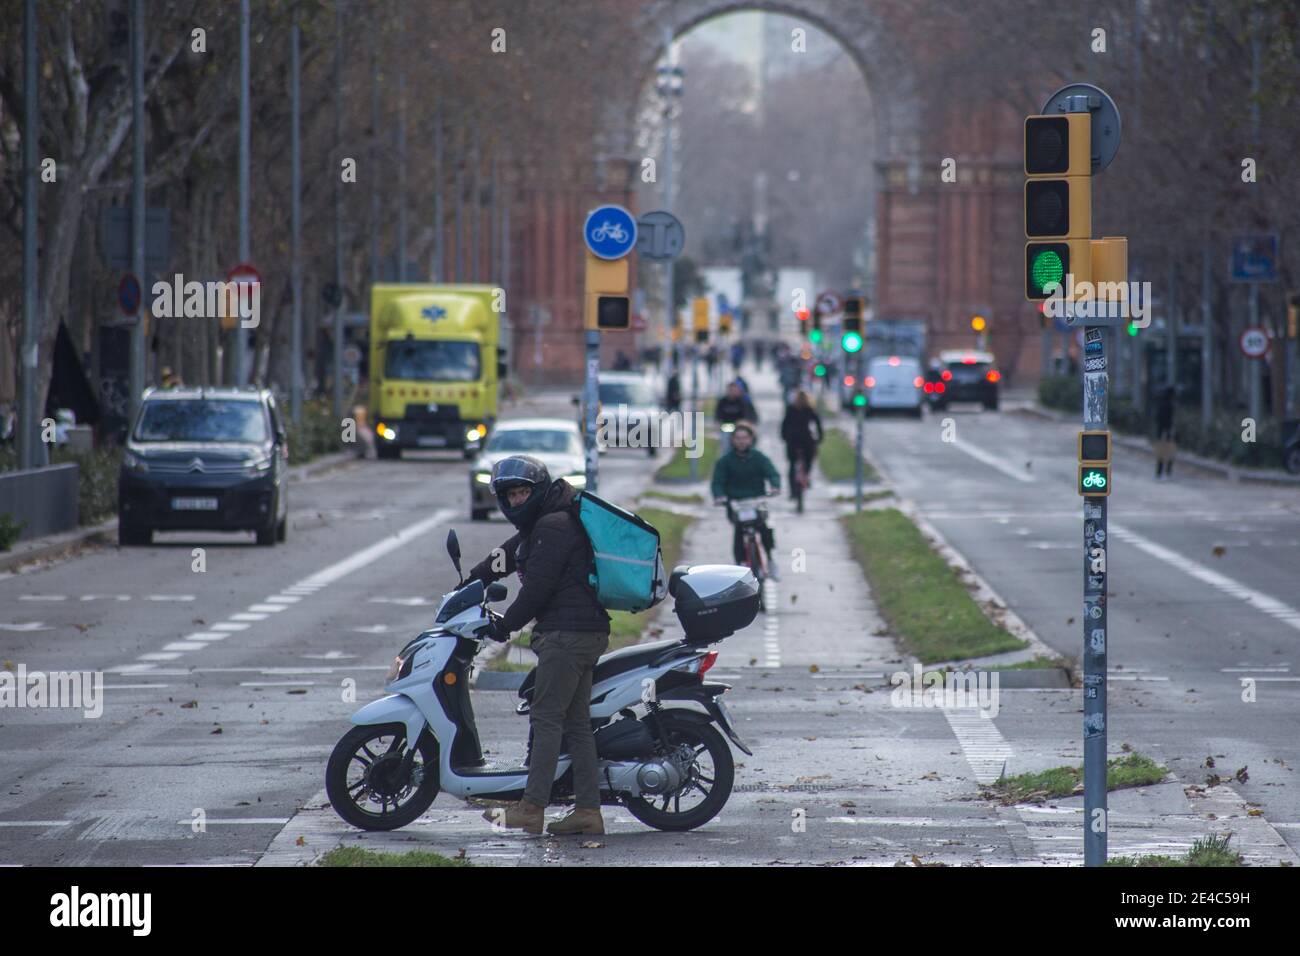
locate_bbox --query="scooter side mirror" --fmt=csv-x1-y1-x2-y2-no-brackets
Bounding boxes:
486,582,507,602
446,530,463,583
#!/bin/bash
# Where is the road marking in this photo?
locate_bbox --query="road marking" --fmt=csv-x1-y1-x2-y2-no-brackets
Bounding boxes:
240,681,318,687
248,604,287,613
146,595,195,602
825,816,1006,828
175,818,290,826
1110,522,1300,633
104,684,171,690
138,652,182,661
950,438,1035,483
19,595,65,601
163,642,206,652
296,509,457,590
264,595,302,604
944,709,1012,785
0,821,71,827
0,622,49,631
187,632,228,642
229,612,268,622
212,622,250,632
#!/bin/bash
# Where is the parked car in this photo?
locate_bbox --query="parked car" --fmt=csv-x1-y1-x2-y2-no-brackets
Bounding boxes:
863,355,924,418
118,387,289,547
925,349,1001,411
468,417,586,521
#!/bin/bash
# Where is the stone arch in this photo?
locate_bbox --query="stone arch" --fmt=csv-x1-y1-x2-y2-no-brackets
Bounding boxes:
606,0,920,165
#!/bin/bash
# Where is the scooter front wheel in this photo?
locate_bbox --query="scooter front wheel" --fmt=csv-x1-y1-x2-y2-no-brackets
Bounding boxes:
326,723,440,831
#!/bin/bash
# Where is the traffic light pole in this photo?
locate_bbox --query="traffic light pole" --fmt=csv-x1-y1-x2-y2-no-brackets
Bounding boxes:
854,352,865,512
689,350,699,482
1081,324,1109,867
583,330,600,495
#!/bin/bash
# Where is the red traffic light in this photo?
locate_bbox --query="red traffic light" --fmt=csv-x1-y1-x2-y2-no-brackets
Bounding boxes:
795,308,811,322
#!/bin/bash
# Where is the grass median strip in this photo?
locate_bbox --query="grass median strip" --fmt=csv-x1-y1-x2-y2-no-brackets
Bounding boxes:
1107,834,1243,868
985,752,1169,805
316,846,471,867
655,436,719,482
820,427,878,483
842,508,1025,663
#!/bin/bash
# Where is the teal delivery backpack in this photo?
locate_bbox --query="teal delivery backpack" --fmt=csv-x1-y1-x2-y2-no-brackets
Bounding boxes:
573,492,668,613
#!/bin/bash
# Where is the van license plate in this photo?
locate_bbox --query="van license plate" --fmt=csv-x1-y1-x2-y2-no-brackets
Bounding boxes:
417,436,446,447
172,497,218,511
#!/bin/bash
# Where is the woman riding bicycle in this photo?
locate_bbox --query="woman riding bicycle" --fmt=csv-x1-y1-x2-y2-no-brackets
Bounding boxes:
709,421,781,578
780,389,823,503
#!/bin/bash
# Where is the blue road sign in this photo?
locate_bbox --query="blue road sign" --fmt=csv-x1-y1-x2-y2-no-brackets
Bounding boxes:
118,274,142,316
583,204,637,260
1231,234,1278,283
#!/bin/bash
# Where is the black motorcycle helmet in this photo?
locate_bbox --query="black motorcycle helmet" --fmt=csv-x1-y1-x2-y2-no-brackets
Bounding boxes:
490,454,552,530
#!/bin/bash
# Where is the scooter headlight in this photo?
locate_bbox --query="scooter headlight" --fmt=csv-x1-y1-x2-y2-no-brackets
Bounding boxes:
385,652,415,683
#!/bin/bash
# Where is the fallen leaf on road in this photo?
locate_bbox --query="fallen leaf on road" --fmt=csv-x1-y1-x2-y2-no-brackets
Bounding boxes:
920,771,940,781
796,775,830,783
1212,545,1226,557
803,736,817,741
211,726,223,735
1235,766,1249,783
1248,809,1263,817
808,664,820,673
295,836,306,846
580,841,604,849
180,700,198,709
1204,756,1215,768
749,657,758,666
790,594,798,604
2,661,13,672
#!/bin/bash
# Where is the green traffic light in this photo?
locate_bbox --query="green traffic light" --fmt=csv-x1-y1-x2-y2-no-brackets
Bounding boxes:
814,363,826,377
852,393,867,407
809,329,824,344
1126,321,1139,337
1030,249,1064,295
841,331,863,353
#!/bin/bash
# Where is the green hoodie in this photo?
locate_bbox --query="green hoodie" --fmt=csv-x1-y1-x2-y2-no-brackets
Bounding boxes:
711,447,781,500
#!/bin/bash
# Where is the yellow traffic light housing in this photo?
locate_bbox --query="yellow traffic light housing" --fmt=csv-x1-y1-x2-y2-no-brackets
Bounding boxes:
584,253,630,331
1024,113,1092,300
692,297,709,344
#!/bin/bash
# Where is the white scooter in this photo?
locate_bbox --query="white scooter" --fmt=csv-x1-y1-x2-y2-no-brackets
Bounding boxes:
326,530,759,833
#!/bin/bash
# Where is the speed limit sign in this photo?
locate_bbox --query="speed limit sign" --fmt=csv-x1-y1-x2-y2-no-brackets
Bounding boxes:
1239,326,1270,358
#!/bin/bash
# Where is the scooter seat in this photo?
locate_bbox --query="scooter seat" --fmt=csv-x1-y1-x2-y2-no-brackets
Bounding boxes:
517,638,684,701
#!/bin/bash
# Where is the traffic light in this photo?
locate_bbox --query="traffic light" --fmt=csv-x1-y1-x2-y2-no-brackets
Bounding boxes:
1024,113,1092,300
584,253,630,330
842,296,865,334
1288,292,1299,339
971,315,986,332
719,312,733,334
841,330,863,353
692,297,709,344
810,309,823,345
813,363,826,378
1125,320,1141,337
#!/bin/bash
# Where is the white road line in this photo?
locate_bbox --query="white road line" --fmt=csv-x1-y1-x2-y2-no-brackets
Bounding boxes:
19,595,65,601
950,438,1035,483
0,821,72,827
264,595,302,604
212,622,250,632
162,642,206,652
1110,522,1300,633
175,818,290,826
229,612,268,622
248,604,287,613
146,595,195,602
103,684,171,690
944,709,1012,785
239,681,318,687
187,632,228,642
296,509,457,590
137,652,182,661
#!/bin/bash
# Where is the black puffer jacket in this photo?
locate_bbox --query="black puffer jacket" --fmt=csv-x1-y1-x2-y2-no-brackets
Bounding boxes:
466,479,610,635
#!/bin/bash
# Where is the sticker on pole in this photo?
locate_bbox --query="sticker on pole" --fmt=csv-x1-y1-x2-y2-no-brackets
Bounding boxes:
583,205,637,260
118,274,142,317
1238,326,1269,359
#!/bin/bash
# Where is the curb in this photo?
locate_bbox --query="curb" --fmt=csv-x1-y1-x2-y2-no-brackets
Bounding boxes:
1015,404,1300,487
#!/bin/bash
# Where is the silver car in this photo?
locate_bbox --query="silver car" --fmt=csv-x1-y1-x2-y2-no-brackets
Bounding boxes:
468,418,587,520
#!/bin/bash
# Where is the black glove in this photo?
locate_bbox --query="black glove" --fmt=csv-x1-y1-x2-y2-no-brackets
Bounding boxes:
485,614,510,643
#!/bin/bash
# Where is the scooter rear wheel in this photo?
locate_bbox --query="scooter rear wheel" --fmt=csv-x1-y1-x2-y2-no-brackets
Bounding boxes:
622,713,734,832
326,723,440,831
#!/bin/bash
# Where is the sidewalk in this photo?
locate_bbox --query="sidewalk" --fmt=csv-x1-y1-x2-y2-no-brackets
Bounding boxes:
1015,400,1300,487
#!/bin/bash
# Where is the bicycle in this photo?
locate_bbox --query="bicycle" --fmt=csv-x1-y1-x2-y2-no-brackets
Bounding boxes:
717,496,773,613
788,448,813,514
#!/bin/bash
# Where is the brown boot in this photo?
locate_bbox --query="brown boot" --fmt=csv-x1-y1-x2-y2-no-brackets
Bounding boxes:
546,807,605,836
481,799,544,834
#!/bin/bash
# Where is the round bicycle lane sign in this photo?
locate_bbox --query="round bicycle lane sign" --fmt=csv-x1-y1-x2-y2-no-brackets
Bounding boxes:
583,204,637,260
